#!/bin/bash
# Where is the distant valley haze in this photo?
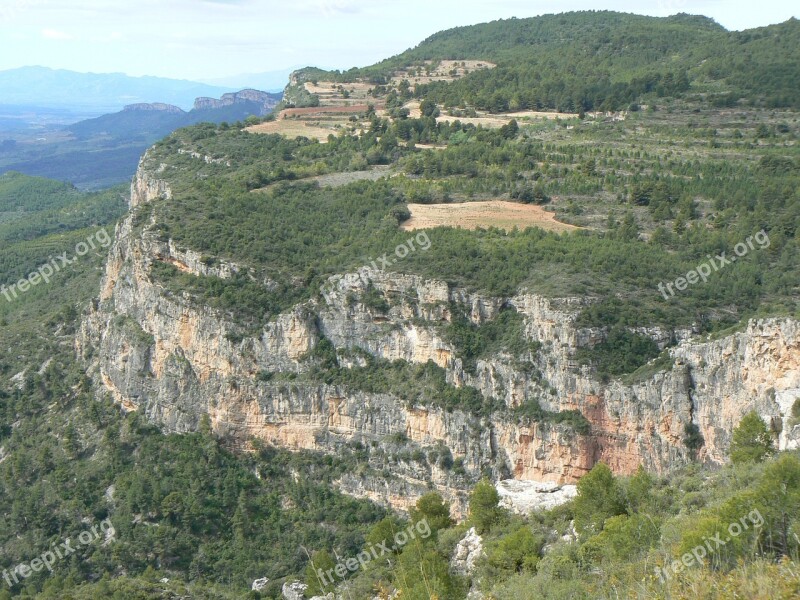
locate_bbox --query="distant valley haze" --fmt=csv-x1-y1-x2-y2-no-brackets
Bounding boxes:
0,66,238,113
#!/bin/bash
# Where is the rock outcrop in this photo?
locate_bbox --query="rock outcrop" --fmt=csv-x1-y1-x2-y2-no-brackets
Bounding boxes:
193,89,281,115
251,577,269,591
282,581,307,600
496,479,577,514
451,527,484,576
78,161,800,514
123,103,185,114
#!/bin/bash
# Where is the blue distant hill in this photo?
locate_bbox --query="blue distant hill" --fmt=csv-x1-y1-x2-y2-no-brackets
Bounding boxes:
0,66,238,112
0,89,283,189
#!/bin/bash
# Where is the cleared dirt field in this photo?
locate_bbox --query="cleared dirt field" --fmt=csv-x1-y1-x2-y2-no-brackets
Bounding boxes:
246,104,373,141
401,201,580,233
506,110,581,120
281,105,369,118
392,103,577,129
251,167,392,193
412,143,446,150
435,110,580,129
304,81,376,106
312,167,392,187
245,119,343,141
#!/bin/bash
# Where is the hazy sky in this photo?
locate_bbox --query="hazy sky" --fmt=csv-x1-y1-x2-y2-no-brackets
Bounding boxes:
0,0,796,81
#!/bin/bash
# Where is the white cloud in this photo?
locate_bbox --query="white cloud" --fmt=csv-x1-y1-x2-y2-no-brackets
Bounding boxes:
88,31,122,43
295,0,365,17
41,28,73,40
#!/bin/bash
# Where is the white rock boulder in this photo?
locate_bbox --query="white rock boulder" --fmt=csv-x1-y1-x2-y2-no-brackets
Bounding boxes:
496,479,577,514
252,577,269,591
282,580,308,600
451,526,484,575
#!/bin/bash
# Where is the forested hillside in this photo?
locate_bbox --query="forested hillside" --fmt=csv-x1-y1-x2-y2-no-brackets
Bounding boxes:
303,12,800,110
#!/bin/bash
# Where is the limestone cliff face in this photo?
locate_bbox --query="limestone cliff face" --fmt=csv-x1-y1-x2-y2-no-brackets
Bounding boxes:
129,153,172,208
192,89,281,115
79,163,800,512
123,103,185,114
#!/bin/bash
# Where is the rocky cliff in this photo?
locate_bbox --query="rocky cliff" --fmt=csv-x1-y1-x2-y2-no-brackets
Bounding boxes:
193,89,281,115
78,163,800,514
123,103,185,114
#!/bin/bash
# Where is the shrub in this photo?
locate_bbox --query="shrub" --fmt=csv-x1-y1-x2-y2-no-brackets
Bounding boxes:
573,463,626,535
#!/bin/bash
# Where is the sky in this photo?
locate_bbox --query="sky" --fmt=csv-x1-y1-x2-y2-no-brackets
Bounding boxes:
0,0,797,82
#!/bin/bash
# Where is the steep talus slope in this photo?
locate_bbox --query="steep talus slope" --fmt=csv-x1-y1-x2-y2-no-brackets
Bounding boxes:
79,163,800,513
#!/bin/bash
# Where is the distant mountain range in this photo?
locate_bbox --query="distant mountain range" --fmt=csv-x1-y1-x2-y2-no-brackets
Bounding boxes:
67,89,282,141
0,66,238,112
0,88,283,189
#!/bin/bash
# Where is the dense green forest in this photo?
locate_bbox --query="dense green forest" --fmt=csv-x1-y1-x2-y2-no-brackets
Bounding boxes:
0,172,127,287
295,12,800,110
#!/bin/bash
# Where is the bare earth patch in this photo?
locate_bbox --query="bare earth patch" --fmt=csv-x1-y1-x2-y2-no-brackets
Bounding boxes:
281,105,369,118
402,102,577,129
251,167,392,193
435,110,580,129
245,119,339,142
401,201,581,233
246,105,373,142
311,167,392,188
402,101,422,118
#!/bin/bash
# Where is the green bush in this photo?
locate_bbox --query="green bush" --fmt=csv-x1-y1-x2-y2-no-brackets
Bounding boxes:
573,463,627,535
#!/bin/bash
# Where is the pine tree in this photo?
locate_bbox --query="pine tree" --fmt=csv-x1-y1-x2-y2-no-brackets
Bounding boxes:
469,479,503,534
730,411,774,464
